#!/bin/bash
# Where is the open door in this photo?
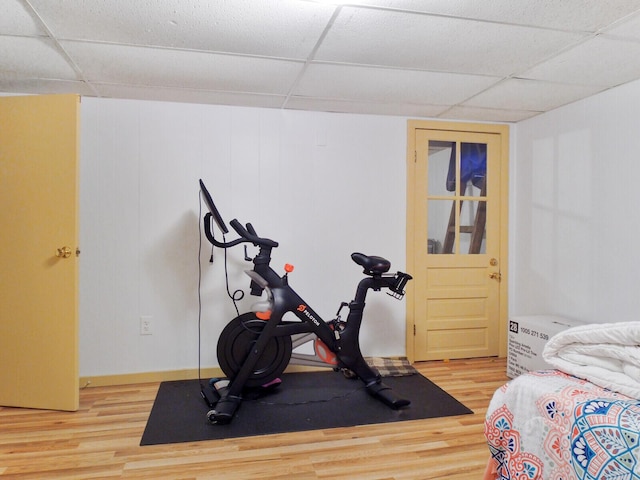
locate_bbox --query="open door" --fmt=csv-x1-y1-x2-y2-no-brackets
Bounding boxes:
0,94,80,411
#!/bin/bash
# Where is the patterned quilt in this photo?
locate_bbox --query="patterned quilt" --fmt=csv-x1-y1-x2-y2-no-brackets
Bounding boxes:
484,370,640,480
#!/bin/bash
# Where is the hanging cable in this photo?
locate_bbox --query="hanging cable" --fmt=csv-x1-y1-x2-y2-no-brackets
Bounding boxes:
197,193,206,397
223,238,243,317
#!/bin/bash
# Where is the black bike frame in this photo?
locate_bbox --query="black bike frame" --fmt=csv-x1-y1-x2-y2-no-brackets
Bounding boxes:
203,214,401,389
201,198,412,422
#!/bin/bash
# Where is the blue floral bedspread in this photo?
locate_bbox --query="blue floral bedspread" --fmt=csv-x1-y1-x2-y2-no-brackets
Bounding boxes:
484,370,640,480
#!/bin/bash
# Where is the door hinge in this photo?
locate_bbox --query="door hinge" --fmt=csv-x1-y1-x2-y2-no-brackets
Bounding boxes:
414,150,417,162
413,324,416,336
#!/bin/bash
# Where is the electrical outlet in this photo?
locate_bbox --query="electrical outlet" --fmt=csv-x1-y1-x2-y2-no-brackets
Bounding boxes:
140,316,153,335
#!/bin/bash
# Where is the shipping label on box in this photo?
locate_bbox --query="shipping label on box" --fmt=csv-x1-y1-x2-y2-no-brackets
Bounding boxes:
507,315,584,378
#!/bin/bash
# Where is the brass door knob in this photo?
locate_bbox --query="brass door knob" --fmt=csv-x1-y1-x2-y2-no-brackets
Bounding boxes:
489,272,502,281
56,246,72,258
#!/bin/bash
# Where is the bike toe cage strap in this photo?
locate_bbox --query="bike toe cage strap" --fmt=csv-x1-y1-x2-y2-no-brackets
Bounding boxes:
351,253,391,275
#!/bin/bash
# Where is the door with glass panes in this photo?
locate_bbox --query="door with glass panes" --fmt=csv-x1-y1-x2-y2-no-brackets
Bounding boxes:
408,124,507,361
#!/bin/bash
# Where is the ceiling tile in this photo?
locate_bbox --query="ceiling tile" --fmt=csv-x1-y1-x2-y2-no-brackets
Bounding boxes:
314,7,585,76
602,10,640,40
93,83,287,108
294,63,499,105
285,95,449,117
464,78,604,111
61,41,304,94
0,0,45,36
440,105,540,123
0,78,96,96
28,0,336,59
0,36,78,80
351,0,640,31
520,36,640,87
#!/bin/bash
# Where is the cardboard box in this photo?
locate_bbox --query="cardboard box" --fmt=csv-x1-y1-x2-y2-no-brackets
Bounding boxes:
507,315,584,378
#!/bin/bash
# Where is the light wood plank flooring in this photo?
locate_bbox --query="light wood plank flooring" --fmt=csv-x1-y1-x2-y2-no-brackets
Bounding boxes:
0,357,508,479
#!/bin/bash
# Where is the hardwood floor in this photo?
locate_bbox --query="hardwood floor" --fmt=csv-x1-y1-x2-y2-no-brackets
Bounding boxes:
0,357,508,479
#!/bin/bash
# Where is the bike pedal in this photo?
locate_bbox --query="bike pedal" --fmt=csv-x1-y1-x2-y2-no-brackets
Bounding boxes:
341,368,357,379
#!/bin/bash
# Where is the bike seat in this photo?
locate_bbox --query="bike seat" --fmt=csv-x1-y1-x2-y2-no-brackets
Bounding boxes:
351,253,391,275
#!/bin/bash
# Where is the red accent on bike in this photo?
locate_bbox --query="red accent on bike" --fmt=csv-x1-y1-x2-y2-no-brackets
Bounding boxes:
297,304,306,312
284,263,294,273
314,338,338,365
255,311,271,320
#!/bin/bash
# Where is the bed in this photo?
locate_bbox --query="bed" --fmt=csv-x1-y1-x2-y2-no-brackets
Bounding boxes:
483,322,640,480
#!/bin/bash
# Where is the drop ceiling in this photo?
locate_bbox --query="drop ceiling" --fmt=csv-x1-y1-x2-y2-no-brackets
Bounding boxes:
3,0,640,122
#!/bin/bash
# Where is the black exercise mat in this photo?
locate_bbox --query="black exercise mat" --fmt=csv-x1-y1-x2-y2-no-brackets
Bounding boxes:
140,371,472,446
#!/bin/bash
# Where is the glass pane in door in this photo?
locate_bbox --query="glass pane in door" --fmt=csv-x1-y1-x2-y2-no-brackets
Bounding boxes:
459,199,486,254
427,140,454,254
426,140,487,254
427,140,455,197
460,142,487,197
427,200,450,254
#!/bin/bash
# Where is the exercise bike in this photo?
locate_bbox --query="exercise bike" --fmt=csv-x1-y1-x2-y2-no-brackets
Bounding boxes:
199,179,413,424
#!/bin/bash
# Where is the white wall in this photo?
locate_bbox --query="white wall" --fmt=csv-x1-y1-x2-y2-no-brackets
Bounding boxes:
512,78,640,324
79,98,409,377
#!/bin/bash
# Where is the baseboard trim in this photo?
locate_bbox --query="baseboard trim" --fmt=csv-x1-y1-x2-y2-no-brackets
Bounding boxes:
80,365,327,388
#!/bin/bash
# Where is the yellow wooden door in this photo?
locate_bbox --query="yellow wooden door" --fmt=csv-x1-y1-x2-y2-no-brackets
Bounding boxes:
407,121,509,361
0,94,80,411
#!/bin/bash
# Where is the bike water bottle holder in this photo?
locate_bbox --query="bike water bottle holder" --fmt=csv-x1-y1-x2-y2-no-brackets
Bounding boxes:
388,272,413,300
245,269,271,299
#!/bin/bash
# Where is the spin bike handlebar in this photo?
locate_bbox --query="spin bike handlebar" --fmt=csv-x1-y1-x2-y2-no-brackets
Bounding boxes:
230,219,278,249
203,212,278,250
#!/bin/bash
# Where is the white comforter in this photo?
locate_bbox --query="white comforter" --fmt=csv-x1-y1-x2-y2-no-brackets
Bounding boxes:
543,321,640,398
